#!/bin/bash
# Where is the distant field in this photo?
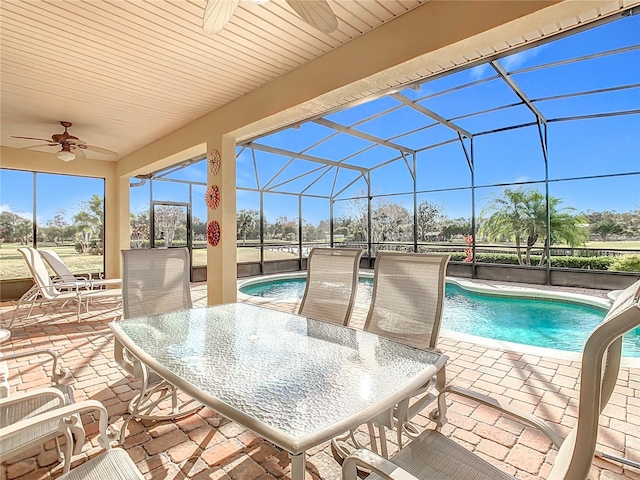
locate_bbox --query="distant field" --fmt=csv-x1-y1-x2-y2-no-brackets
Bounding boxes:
0,243,298,279
585,241,640,250
0,244,104,280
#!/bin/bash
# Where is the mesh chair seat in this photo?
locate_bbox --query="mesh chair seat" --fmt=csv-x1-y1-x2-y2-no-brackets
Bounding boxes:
57,448,144,480
1,390,66,457
366,429,514,480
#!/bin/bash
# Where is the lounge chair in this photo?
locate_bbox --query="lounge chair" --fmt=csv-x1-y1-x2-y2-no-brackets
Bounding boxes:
299,247,364,325
333,252,450,458
342,278,640,480
39,249,122,290
8,248,121,327
1,399,143,479
114,248,201,443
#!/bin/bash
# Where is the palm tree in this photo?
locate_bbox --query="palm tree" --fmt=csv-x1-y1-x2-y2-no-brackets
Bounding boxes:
479,187,587,266
237,210,257,245
73,194,104,253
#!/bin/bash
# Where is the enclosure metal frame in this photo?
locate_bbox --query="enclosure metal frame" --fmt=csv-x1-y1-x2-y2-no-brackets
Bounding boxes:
136,9,640,281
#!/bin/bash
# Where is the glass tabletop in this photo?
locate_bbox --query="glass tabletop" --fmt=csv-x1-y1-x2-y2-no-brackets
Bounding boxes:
111,303,446,453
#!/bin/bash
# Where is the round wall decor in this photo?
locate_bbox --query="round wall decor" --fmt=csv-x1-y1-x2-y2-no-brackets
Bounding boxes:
205,185,221,210
207,149,221,175
207,221,221,247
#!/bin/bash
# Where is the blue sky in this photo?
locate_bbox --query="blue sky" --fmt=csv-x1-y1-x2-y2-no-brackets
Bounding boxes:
1,14,639,226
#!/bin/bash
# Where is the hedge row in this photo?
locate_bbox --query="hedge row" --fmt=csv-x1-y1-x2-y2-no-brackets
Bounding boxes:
447,252,617,270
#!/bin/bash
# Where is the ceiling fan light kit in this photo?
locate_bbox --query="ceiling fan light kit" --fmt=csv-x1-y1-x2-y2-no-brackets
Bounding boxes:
56,149,76,162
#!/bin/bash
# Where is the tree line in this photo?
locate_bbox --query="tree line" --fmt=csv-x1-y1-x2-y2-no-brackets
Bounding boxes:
2,188,637,266
236,187,639,268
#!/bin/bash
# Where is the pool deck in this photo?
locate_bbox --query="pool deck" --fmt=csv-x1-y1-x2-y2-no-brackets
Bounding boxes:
1,278,639,480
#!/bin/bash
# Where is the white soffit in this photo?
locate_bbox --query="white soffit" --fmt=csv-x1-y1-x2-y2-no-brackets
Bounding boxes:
0,0,429,161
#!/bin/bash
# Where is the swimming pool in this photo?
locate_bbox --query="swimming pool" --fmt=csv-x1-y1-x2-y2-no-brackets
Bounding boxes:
239,275,640,358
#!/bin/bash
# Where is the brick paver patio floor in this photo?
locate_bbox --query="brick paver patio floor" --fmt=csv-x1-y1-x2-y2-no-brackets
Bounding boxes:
1,278,638,480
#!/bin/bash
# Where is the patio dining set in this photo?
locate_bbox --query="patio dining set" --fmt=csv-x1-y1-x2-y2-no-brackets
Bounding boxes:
1,247,639,480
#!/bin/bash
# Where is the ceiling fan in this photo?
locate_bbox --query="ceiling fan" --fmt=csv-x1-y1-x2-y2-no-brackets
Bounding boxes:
203,0,338,35
11,121,117,162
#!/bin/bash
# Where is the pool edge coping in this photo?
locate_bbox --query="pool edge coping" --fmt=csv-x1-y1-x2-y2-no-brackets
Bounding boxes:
237,273,640,368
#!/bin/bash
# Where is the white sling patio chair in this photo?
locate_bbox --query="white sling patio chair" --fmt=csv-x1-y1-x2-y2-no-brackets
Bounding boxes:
298,247,364,326
343,279,640,480
1,349,81,473
333,252,450,458
0,388,86,474
1,399,143,479
39,249,122,290
9,248,122,327
114,248,201,443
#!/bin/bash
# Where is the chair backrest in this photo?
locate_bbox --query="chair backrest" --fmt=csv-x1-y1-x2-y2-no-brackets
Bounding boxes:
17,247,60,299
298,247,364,326
364,252,450,350
549,279,640,480
121,248,192,319
39,249,77,283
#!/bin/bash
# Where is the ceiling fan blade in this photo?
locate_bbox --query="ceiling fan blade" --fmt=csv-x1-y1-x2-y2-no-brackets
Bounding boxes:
12,136,54,142
77,144,118,155
20,143,58,149
286,0,338,34
203,0,239,35
73,148,86,159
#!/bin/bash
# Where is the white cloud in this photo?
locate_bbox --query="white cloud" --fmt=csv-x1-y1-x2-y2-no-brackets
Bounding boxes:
513,176,530,184
500,45,546,71
469,64,489,80
0,204,32,220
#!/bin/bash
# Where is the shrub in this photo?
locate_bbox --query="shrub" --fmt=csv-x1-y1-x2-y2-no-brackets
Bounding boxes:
608,254,640,273
447,252,616,270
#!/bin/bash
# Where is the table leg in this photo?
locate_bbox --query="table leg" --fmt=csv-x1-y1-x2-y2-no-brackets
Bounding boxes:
289,451,306,480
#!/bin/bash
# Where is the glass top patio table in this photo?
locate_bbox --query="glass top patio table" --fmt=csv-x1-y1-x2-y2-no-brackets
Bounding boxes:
110,303,447,477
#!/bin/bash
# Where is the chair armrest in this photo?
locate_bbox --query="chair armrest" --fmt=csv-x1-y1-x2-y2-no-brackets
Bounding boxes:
40,283,80,294
343,449,419,480
0,349,74,388
438,385,563,448
0,399,119,450
52,276,90,289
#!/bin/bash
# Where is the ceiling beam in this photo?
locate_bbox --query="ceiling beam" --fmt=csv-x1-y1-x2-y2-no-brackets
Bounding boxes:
390,93,473,139
313,118,416,154
248,142,368,173
490,60,547,123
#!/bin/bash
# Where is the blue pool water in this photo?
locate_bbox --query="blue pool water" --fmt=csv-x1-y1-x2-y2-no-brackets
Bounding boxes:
240,277,640,358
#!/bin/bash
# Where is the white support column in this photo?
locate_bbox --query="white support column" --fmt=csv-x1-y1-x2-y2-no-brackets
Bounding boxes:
207,134,238,305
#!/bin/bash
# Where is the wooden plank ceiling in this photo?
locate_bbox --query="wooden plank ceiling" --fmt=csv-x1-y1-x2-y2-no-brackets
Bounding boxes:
0,0,428,161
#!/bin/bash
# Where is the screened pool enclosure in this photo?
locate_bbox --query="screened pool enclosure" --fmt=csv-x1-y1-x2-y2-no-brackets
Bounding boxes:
129,12,640,286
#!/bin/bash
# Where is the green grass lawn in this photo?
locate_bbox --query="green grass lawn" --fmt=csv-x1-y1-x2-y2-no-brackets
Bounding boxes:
1,243,299,279
2,240,637,280
0,243,105,279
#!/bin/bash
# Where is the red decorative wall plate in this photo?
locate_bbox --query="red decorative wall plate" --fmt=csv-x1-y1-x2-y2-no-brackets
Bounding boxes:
205,185,221,210
207,221,221,247
207,149,221,175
